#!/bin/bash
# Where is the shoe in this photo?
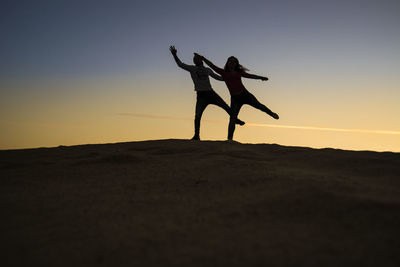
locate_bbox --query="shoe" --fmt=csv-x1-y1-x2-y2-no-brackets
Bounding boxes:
271,112,279,120
191,135,200,141
235,118,245,126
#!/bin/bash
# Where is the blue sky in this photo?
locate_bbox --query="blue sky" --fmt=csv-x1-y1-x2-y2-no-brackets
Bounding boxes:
2,0,399,79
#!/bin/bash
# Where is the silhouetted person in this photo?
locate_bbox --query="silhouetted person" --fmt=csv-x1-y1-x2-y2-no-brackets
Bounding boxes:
169,46,245,140
195,54,279,140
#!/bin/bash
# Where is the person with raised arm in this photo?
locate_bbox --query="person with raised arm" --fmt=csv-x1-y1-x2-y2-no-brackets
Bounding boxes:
169,46,245,140
194,53,279,140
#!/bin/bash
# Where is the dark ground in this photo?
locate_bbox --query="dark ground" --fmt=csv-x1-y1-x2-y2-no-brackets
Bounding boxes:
1,139,400,266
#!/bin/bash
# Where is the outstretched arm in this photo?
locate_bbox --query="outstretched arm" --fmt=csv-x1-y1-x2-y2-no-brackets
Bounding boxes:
194,53,224,75
208,70,224,81
170,45,191,71
241,72,269,81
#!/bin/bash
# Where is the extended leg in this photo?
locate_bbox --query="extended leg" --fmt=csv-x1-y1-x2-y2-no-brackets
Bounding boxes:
246,92,279,119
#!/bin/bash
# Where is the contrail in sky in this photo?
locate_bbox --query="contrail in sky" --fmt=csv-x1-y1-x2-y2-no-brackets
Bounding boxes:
117,113,400,136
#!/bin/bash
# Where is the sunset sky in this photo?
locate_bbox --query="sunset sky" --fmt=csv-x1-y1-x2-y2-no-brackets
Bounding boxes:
1,0,399,151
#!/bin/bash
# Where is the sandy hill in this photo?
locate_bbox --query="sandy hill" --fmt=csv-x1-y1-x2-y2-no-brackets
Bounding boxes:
1,139,400,266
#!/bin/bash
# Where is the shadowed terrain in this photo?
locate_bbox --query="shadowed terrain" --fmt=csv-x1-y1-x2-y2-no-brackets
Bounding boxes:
1,139,400,266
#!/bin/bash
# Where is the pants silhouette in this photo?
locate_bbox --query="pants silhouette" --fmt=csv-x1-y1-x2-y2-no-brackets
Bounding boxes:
194,91,236,138
228,90,275,139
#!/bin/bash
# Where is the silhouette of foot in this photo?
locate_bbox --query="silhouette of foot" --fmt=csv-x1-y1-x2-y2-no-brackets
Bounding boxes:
271,112,279,120
191,135,200,141
235,118,245,126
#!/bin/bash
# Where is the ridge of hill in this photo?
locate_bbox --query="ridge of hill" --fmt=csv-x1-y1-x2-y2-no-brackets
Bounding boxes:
1,139,400,266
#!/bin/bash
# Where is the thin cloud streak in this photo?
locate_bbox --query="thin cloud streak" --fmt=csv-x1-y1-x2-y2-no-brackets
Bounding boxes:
245,123,400,136
117,113,400,136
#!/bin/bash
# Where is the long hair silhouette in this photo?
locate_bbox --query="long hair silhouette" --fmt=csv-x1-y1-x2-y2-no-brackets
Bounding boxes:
224,56,249,73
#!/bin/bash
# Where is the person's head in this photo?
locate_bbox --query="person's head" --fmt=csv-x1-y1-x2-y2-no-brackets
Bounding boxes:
193,54,203,66
224,56,248,72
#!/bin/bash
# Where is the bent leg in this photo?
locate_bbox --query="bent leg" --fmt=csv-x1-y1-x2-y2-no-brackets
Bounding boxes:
209,91,245,125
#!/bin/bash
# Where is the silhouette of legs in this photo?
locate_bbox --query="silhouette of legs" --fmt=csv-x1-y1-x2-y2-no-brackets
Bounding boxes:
228,98,243,140
245,91,279,119
228,90,278,140
194,91,245,140
207,91,245,125
193,94,209,140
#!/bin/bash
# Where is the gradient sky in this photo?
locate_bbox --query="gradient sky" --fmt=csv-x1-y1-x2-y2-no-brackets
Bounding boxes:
1,0,400,151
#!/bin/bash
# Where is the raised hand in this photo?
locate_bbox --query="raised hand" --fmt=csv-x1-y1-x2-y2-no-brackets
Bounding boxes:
169,45,177,55
194,53,203,59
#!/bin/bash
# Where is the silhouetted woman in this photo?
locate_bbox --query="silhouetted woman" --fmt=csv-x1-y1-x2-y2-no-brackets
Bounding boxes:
195,54,279,140
170,46,245,140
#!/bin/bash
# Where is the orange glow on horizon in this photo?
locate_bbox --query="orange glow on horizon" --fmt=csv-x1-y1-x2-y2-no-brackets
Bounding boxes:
117,113,400,136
